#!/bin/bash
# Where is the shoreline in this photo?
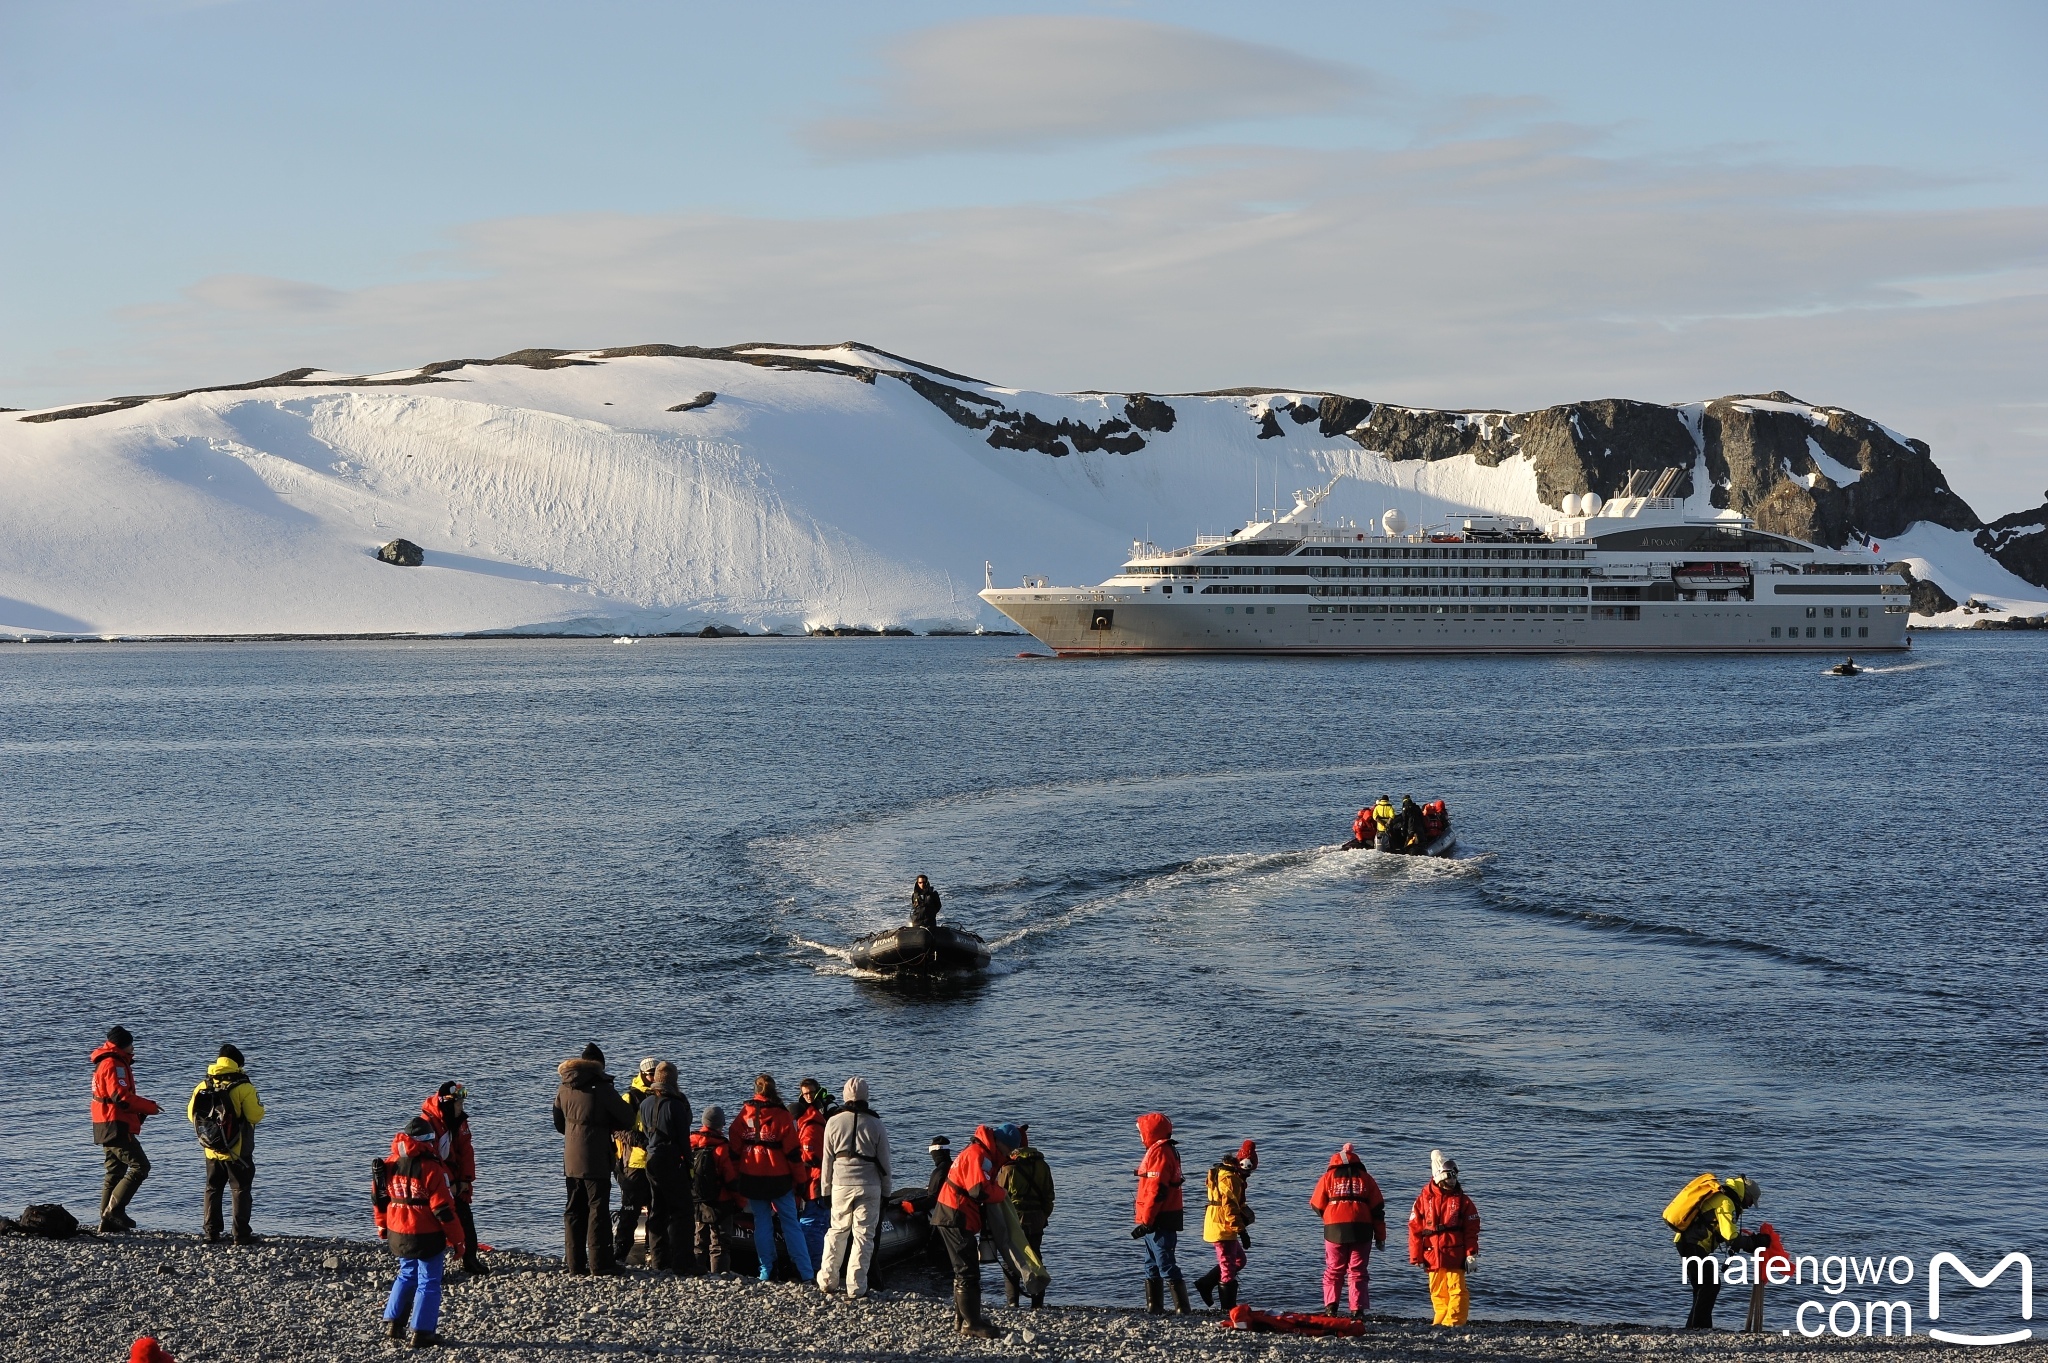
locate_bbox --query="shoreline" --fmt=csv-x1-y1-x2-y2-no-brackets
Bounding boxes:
0,1231,2002,1361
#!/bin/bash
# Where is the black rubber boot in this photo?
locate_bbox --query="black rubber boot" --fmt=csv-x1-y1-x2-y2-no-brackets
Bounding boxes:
385,1318,407,1341
1145,1279,1165,1315
1219,1281,1238,1312
408,1328,440,1349
960,1278,995,1339
1170,1275,1192,1315
462,1254,489,1277
1030,1290,1044,1309
1325,1301,1338,1315
1195,1267,1221,1306
1350,1307,1364,1322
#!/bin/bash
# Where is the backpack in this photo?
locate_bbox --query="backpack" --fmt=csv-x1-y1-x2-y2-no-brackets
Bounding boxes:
18,1204,80,1239
192,1074,244,1155
1662,1171,1721,1231
692,1141,726,1203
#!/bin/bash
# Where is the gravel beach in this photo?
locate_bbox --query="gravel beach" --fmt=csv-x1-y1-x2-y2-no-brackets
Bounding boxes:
2,1232,2026,1363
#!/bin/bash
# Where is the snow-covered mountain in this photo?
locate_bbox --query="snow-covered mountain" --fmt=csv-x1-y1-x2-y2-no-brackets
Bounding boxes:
3,342,2041,638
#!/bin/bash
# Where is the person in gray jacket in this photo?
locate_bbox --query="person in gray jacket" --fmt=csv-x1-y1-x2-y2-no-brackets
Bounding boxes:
814,1076,892,1297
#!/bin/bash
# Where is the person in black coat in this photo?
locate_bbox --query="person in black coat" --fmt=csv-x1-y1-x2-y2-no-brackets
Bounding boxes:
909,876,941,929
552,1042,637,1275
641,1062,696,1274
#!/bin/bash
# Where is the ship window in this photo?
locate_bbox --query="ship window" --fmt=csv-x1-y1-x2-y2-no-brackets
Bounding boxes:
1806,607,1816,618
1806,627,1817,638
1770,627,1781,638
1858,607,1869,618
1858,626,1869,637
1824,626,1834,637
1823,607,1834,618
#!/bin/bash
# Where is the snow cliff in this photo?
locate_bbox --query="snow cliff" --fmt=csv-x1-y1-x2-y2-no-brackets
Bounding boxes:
2,344,2039,637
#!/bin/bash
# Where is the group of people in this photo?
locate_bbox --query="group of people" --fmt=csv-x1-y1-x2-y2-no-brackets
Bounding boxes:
1344,795,1451,852
85,1024,1773,1348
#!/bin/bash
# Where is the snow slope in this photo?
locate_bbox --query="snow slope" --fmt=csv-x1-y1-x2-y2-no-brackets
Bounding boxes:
0,345,2030,636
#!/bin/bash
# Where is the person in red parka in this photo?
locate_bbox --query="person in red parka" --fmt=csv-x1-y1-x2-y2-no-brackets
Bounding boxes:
1133,1112,1189,1315
1408,1149,1480,1326
730,1074,815,1283
421,1082,485,1276
91,1026,162,1233
929,1123,1016,1338
1310,1143,1386,1318
375,1116,468,1348
1346,807,1375,849
790,1077,833,1276
690,1105,741,1273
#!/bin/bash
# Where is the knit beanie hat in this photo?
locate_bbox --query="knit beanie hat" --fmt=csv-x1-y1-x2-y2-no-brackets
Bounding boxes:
218,1043,244,1066
107,1025,133,1048
701,1104,724,1131
842,1076,869,1104
990,1123,1022,1151
638,1057,658,1079
1236,1139,1258,1171
1342,1141,1359,1164
581,1041,605,1065
1431,1148,1459,1186
404,1116,435,1140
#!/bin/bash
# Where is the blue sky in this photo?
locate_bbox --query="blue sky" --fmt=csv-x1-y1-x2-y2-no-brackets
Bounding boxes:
4,0,2044,510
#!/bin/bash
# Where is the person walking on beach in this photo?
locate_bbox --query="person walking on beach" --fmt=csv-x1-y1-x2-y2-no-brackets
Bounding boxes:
1133,1111,1190,1315
791,1076,833,1274
1671,1175,1764,1329
375,1115,468,1349
815,1077,891,1298
640,1062,695,1274
1311,1143,1385,1318
420,1082,486,1276
996,1124,1055,1309
91,1026,162,1233
1408,1149,1480,1326
690,1106,739,1274
1197,1140,1257,1312
551,1042,636,1275
186,1043,264,1245
730,1074,815,1282
908,875,941,928
930,1123,1017,1338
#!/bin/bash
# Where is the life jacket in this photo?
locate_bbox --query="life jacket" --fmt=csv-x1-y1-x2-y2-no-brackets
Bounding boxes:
419,1095,477,1186
1420,801,1448,838
90,1042,154,1139
1407,1180,1479,1271
1311,1159,1385,1227
1352,809,1374,842
374,1130,464,1259
933,1127,1010,1234
730,1098,798,1193
690,1128,739,1205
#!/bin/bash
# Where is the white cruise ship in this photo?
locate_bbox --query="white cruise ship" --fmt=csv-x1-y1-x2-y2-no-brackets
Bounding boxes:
979,473,1911,656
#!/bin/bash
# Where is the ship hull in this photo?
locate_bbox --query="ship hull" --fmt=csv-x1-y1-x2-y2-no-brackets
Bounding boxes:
979,595,1910,656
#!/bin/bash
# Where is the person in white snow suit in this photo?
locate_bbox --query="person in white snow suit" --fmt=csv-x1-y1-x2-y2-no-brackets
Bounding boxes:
815,1076,892,1297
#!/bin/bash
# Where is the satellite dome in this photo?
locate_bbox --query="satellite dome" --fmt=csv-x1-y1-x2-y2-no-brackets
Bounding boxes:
1561,492,1583,516
1381,509,1408,537
1581,492,1604,516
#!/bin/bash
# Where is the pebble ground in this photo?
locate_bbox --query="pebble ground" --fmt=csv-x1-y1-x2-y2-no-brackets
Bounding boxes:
0,1231,2027,1361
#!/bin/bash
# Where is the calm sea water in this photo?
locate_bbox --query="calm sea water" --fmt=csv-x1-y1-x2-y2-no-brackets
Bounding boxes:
3,634,2043,1327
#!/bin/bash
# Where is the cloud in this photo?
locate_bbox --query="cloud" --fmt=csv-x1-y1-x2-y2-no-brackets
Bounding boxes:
30,135,2048,515
801,15,1372,159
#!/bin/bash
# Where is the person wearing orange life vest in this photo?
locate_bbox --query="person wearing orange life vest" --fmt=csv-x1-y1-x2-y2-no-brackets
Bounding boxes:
1345,808,1375,849
1408,1149,1480,1326
690,1106,741,1274
420,1082,485,1276
730,1074,815,1283
91,1026,162,1233
790,1077,834,1276
1419,801,1449,842
376,1115,468,1349
929,1123,1018,1338
1310,1143,1386,1318
1133,1111,1191,1315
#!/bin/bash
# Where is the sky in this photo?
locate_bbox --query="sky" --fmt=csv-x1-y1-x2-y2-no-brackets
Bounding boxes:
3,0,2045,514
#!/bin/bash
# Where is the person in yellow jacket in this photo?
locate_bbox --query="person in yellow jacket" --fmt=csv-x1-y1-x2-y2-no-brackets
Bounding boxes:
1371,797,1397,843
1195,1141,1257,1312
613,1059,658,1262
1676,1176,1763,1329
187,1043,265,1244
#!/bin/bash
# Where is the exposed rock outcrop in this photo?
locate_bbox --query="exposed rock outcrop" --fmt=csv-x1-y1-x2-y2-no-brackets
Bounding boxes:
1974,497,2048,589
375,539,424,567
668,392,716,413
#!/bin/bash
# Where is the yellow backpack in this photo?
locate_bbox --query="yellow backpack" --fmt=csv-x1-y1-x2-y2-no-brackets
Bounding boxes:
1662,1172,1721,1231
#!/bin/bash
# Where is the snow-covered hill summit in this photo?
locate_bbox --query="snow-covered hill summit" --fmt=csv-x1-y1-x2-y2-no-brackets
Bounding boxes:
3,342,2041,637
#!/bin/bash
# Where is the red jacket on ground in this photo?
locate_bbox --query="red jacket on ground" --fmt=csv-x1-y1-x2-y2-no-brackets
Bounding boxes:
730,1097,801,1199
375,1127,466,1260
90,1042,160,1142
1133,1112,1184,1228
1310,1153,1386,1245
932,1125,1011,1235
1408,1180,1480,1271
419,1094,477,1190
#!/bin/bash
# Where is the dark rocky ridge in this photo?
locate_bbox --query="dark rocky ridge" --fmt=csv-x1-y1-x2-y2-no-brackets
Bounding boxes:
1974,495,2048,588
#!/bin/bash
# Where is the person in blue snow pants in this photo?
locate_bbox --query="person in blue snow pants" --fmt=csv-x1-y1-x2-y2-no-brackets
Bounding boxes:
385,1253,445,1337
